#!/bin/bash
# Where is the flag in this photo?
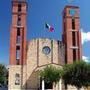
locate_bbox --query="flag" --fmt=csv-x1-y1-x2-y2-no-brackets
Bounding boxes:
45,23,54,32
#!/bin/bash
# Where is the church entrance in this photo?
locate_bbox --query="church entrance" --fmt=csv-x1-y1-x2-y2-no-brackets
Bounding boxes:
40,78,53,90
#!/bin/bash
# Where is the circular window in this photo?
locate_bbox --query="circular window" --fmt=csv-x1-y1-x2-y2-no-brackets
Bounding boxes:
42,46,51,55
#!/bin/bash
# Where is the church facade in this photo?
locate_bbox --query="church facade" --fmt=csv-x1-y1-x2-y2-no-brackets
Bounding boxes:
9,0,82,90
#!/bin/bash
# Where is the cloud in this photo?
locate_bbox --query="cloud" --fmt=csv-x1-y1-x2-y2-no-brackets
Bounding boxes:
81,29,90,44
82,56,90,63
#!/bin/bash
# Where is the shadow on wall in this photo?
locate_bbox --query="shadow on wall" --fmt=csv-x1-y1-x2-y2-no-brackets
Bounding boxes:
22,69,40,90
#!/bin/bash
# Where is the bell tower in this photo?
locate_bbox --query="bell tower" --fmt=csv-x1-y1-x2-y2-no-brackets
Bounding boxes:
62,6,82,64
10,0,27,65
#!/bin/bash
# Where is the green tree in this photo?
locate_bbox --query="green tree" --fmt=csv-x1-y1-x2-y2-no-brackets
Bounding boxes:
40,65,62,84
62,61,90,90
0,64,7,85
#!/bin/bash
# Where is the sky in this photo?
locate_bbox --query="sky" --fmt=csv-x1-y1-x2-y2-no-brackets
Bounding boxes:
0,0,90,65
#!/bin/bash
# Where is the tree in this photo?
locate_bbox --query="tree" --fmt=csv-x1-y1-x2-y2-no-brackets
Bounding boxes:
0,64,7,85
62,61,90,90
40,65,63,89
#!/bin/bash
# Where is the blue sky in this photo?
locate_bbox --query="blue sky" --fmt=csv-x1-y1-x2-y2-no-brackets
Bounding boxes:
0,0,90,65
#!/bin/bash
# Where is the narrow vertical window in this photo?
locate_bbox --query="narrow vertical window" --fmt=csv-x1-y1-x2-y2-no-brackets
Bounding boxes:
16,46,20,60
18,4,21,12
73,49,76,61
72,32,76,46
72,19,75,29
17,28,20,44
17,36,20,44
17,17,21,26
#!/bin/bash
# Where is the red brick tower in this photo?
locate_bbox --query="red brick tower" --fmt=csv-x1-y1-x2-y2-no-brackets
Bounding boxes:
10,0,27,65
62,6,82,64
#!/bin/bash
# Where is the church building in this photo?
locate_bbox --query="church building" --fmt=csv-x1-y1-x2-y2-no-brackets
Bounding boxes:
9,0,82,90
